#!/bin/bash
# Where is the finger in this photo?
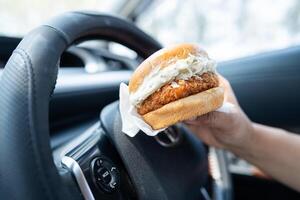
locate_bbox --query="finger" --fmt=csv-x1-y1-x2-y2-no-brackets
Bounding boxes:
184,117,201,125
184,109,238,129
187,124,223,148
184,112,220,126
184,118,206,125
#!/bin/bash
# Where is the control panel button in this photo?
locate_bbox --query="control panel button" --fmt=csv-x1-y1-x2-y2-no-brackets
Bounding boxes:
91,157,120,193
99,168,111,184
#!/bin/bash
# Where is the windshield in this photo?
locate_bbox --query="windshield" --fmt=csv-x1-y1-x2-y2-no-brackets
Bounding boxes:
0,0,125,37
1,0,300,61
136,0,300,61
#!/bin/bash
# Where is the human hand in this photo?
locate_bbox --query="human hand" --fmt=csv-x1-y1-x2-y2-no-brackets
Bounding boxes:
184,75,254,150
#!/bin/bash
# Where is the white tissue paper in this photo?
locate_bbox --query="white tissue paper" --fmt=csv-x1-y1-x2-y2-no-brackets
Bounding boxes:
119,82,235,137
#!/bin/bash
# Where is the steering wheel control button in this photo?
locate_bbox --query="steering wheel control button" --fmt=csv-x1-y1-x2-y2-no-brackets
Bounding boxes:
99,168,111,184
91,157,120,193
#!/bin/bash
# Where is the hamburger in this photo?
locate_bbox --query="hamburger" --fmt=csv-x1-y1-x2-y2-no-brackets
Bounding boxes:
128,43,224,130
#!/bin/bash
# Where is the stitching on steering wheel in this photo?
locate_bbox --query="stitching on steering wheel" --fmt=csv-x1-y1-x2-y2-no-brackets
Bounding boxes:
13,48,54,200
42,25,70,45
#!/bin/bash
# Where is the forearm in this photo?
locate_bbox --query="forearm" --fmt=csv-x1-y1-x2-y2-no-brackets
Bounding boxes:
229,123,300,191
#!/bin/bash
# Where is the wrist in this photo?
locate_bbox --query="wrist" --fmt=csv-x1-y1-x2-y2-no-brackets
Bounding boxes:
226,121,257,158
228,123,288,161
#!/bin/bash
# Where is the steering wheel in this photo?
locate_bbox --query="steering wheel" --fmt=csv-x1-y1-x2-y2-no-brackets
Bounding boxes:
0,11,232,200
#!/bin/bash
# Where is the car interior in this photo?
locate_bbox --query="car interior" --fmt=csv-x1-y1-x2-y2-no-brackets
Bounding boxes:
1,1,300,200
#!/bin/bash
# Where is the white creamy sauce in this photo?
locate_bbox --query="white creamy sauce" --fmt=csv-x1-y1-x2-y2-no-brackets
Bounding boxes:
170,81,180,88
130,54,216,106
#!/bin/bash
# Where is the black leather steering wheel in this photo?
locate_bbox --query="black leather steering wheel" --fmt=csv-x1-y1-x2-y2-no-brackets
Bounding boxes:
0,11,231,200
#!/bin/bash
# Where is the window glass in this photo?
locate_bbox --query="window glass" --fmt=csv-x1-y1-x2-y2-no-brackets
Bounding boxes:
137,0,300,61
0,0,123,37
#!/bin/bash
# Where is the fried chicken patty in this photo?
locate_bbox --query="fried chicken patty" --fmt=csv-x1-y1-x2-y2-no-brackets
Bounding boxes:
137,72,219,115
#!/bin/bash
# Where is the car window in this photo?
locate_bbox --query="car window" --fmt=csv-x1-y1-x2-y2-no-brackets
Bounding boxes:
0,0,124,37
136,0,300,61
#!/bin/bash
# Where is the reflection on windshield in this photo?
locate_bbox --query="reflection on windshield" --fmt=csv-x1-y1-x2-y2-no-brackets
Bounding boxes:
137,0,300,61
1,0,300,61
0,0,124,37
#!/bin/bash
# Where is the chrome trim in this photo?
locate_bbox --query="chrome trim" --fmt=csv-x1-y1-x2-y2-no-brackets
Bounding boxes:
154,126,181,147
209,148,223,200
209,148,232,200
53,122,101,167
209,148,221,180
54,123,102,200
200,187,212,200
62,156,95,200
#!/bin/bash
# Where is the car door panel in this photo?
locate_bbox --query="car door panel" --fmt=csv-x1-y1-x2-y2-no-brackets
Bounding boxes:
219,46,300,131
